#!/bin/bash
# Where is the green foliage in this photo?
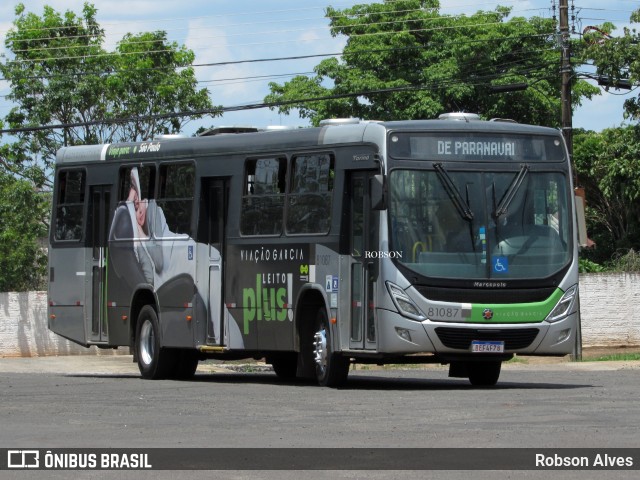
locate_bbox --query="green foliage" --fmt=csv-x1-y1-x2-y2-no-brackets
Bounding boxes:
578,258,604,273
580,9,640,120
573,127,640,264
608,249,640,273
106,31,214,141
0,170,49,291
588,352,640,362
265,0,599,125
1,3,109,185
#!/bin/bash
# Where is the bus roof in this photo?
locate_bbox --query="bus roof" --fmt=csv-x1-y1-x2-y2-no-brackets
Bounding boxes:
55,118,562,164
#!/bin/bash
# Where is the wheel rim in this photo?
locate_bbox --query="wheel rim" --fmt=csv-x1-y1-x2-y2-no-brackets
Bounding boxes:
139,319,154,366
313,327,328,375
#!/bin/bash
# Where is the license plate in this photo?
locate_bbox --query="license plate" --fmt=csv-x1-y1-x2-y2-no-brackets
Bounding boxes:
471,340,505,353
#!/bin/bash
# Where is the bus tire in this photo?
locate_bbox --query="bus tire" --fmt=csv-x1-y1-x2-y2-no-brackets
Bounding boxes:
170,349,199,380
135,305,171,379
268,352,298,380
313,309,349,387
467,361,501,387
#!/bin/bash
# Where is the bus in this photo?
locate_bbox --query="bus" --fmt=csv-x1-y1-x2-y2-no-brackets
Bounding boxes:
48,113,586,387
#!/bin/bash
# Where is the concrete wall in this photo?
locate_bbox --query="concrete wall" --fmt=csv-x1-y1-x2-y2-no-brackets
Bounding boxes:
1,274,639,357
0,291,125,358
579,273,640,347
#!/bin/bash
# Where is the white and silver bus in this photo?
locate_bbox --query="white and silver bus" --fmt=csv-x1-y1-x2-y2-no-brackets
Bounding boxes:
48,113,585,386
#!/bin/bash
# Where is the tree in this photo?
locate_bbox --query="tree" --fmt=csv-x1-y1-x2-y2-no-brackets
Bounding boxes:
581,9,640,120
0,169,49,292
0,3,107,186
573,126,640,263
0,2,217,291
106,31,214,142
0,2,215,187
265,0,599,125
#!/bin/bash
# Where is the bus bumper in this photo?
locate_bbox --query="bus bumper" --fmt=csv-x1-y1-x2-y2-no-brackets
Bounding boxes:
420,310,579,356
375,309,578,356
375,308,436,353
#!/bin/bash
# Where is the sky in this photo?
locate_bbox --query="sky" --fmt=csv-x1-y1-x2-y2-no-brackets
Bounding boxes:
1,0,639,136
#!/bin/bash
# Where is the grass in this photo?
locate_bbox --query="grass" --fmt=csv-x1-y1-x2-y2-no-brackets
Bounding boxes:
506,355,529,364
586,352,640,362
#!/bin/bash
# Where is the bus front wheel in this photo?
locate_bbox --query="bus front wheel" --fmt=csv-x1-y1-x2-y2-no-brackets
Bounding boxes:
467,361,502,387
313,309,349,387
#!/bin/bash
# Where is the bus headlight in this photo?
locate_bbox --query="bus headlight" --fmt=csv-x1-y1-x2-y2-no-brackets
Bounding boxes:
386,282,426,321
545,285,578,323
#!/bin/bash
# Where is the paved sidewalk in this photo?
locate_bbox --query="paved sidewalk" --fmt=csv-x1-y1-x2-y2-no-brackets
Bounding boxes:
0,353,638,376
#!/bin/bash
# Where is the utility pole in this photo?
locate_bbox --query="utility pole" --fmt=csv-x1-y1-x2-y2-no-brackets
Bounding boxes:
559,0,573,159
558,1,582,361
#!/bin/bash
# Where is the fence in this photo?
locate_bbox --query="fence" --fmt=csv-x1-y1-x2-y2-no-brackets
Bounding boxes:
1,274,639,357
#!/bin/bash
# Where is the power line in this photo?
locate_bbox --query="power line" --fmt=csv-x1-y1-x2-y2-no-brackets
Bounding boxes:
0,31,555,85
0,68,561,135
6,6,437,51
7,4,557,57
3,16,551,66
2,0,630,62
0,1,549,39
0,49,558,100
0,1,579,131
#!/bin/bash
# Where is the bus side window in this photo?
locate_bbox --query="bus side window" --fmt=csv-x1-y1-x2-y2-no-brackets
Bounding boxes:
241,157,286,236
157,163,194,237
118,165,155,204
286,154,334,234
53,169,86,241
112,165,156,240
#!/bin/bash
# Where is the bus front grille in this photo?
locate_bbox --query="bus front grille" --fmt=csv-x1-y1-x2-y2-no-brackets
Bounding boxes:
416,286,557,304
434,327,540,350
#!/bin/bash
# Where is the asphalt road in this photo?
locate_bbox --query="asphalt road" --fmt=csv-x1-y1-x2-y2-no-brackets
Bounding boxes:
0,355,638,480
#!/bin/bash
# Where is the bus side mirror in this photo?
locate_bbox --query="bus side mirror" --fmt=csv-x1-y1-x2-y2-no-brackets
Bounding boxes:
370,174,386,210
575,193,588,248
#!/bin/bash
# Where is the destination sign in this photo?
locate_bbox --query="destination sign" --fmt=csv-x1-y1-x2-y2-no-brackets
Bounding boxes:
389,133,565,162
436,140,516,157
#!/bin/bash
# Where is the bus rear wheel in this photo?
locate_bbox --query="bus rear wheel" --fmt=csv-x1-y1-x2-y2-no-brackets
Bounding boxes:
136,305,171,379
467,361,502,387
267,352,298,380
313,309,349,387
170,349,199,380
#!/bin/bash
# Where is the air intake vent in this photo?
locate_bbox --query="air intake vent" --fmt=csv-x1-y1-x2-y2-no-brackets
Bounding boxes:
198,126,259,136
319,118,361,126
438,112,481,121
153,134,188,140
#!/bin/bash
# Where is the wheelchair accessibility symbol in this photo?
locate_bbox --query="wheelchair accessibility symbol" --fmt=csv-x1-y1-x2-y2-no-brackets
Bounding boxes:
492,256,509,274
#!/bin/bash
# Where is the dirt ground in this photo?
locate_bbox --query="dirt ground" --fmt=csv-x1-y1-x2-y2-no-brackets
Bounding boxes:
345,346,640,371
514,345,640,364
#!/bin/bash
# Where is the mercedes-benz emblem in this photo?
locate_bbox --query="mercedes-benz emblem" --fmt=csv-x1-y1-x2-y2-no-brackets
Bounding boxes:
482,308,494,320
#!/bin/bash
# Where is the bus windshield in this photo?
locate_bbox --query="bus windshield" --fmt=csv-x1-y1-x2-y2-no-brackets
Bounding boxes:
389,168,571,280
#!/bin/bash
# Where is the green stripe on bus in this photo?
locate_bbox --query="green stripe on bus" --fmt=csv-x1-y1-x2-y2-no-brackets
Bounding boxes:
468,288,564,323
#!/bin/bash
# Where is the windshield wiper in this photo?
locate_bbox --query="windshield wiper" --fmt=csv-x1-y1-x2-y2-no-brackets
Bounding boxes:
493,163,529,218
434,163,474,221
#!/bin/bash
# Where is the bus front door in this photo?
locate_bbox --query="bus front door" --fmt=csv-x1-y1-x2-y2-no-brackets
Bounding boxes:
87,185,111,344
202,178,228,345
348,172,378,351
